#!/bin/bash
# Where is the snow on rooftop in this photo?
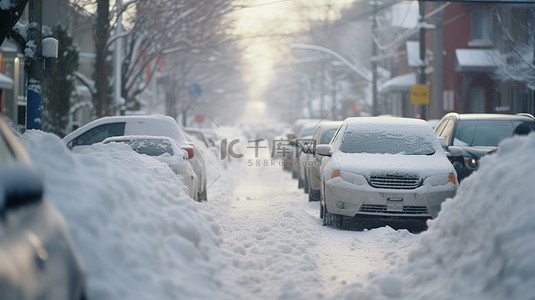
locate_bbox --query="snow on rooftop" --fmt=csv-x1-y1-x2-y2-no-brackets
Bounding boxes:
379,73,416,93
455,49,499,72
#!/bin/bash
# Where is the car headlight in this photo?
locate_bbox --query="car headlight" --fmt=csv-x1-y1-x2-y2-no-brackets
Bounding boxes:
464,157,478,169
335,170,368,185
425,173,457,186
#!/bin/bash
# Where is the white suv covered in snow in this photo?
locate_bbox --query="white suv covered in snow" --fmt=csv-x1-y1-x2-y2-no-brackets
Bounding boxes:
62,115,207,201
317,117,458,230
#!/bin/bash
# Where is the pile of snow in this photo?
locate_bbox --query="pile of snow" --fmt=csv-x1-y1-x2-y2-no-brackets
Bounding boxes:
19,131,228,299
337,133,535,300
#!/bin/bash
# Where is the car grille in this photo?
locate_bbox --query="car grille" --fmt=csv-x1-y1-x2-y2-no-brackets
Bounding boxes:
368,175,421,189
360,204,428,214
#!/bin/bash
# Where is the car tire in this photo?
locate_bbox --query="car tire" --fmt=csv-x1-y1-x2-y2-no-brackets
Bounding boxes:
309,189,320,202
201,185,208,201
322,194,342,228
298,176,303,189
303,171,309,194
321,202,327,226
292,170,298,179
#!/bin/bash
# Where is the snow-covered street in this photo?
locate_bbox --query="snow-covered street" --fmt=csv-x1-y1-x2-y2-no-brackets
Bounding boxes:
206,153,417,299
17,130,535,300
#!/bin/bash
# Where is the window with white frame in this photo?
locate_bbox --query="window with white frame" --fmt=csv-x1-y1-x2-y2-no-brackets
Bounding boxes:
470,8,491,46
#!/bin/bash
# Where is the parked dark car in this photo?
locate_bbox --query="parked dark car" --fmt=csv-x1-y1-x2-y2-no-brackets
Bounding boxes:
434,113,535,181
0,117,86,300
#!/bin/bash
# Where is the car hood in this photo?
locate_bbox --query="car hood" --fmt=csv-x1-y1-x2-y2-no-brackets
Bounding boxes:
459,146,497,159
332,152,455,178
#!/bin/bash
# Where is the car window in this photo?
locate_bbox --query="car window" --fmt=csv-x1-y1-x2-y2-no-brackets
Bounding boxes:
453,120,523,147
300,126,317,137
312,127,321,141
71,123,126,147
319,128,338,144
340,128,436,155
330,124,344,145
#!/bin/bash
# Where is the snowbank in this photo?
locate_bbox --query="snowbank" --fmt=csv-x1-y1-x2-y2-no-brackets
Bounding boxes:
19,131,227,299
337,133,535,300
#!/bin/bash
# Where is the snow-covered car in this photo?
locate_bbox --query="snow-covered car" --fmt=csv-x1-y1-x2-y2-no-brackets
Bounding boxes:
296,121,324,186
0,117,86,299
62,115,208,201
434,112,535,182
103,135,199,201
283,119,322,172
300,121,343,201
317,117,459,229
291,120,325,180
184,127,214,148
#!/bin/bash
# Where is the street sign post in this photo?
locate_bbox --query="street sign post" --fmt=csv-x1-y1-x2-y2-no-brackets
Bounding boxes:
411,85,430,105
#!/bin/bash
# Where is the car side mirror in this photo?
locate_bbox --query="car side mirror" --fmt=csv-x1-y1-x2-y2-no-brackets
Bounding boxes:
446,145,464,158
315,144,332,157
0,163,44,211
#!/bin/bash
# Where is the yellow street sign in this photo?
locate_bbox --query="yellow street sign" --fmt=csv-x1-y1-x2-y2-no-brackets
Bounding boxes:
411,85,429,105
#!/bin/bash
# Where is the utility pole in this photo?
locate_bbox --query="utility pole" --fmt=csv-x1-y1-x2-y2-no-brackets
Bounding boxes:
114,2,123,115
371,0,378,116
431,2,443,119
26,0,42,130
418,1,427,120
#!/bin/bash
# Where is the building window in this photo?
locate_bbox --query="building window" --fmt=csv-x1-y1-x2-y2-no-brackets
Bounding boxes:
527,9,534,46
17,104,25,126
469,8,491,46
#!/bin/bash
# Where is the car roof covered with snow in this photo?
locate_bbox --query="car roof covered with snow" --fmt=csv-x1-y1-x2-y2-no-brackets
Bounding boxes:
62,115,189,147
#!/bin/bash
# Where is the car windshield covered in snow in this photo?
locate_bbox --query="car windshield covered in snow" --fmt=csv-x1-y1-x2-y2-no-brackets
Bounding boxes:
453,119,526,147
339,129,436,155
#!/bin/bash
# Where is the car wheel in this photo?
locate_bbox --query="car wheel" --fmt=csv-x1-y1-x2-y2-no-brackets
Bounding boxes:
309,189,320,202
322,194,342,228
292,170,298,179
298,176,303,189
321,202,327,225
303,171,309,194
201,185,208,201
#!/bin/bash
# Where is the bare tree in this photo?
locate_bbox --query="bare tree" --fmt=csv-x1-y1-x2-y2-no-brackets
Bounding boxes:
492,6,535,89
69,0,237,118
121,0,235,109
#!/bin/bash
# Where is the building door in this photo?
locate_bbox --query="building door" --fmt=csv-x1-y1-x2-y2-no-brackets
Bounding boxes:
470,88,485,113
